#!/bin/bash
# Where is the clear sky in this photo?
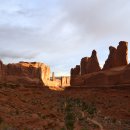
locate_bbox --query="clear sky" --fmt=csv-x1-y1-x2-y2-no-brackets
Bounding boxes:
0,0,130,76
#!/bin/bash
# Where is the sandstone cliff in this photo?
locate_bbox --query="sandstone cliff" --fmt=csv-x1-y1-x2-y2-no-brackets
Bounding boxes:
0,61,59,87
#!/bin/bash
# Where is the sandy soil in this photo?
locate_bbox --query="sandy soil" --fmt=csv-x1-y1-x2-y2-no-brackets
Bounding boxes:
0,83,130,130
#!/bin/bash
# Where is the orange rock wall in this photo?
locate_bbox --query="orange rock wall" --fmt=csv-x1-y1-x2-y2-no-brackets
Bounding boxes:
0,61,58,86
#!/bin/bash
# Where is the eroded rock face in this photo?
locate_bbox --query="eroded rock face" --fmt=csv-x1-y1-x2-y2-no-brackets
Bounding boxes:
0,61,52,86
116,41,128,66
103,46,117,70
103,41,128,70
61,76,70,87
86,50,101,73
81,57,89,75
80,50,101,75
71,50,101,86
70,41,129,87
0,60,4,80
71,65,80,77
71,65,130,87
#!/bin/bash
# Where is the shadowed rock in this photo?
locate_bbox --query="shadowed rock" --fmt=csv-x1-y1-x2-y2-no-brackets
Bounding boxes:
103,46,117,70
81,57,89,75
80,50,101,75
116,41,128,66
103,41,128,70
86,50,101,73
71,65,80,77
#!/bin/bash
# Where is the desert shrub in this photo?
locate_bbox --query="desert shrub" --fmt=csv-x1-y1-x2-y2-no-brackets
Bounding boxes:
60,97,97,130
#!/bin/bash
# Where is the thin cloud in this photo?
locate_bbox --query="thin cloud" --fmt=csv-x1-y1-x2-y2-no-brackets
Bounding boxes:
0,49,39,59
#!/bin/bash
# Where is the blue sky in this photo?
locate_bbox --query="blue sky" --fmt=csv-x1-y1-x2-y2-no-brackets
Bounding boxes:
0,0,130,76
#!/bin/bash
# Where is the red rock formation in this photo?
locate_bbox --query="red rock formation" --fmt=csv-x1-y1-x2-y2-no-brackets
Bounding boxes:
71,50,101,86
81,57,89,75
71,65,80,77
86,50,101,73
80,50,101,75
70,41,129,87
103,46,117,70
0,60,4,80
52,72,55,81
61,76,70,87
71,65,130,87
0,61,54,86
116,41,128,66
103,41,128,70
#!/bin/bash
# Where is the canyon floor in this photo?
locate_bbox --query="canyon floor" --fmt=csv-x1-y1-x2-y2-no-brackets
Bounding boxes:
0,83,130,130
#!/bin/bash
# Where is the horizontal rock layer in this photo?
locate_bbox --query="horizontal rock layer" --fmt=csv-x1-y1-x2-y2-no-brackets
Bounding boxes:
0,61,58,87
71,65,130,87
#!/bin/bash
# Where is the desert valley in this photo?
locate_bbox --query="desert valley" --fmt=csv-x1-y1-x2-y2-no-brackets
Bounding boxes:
0,41,130,130
1,0,130,130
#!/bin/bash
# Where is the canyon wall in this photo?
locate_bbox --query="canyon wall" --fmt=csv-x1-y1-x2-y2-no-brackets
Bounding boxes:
0,61,60,87
70,41,129,87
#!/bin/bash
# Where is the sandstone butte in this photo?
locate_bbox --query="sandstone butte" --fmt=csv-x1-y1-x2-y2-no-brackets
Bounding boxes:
70,41,130,87
0,61,70,87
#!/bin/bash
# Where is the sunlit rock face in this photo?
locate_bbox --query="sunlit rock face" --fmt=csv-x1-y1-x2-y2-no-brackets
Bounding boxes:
18,62,51,86
0,61,70,87
103,41,128,70
0,61,52,86
61,76,70,87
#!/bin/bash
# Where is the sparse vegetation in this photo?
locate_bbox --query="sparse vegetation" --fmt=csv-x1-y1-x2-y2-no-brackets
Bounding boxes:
60,97,97,129
0,84,129,130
